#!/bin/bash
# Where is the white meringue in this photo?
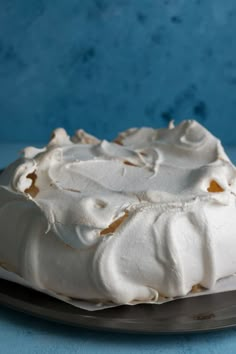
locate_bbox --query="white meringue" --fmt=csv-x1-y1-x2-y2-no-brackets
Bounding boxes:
1,120,236,306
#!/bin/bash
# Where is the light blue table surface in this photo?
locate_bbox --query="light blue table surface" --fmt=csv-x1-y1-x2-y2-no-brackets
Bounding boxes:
1,144,236,354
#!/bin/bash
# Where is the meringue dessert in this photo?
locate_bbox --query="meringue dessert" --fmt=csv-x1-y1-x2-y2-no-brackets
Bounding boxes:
1,119,236,309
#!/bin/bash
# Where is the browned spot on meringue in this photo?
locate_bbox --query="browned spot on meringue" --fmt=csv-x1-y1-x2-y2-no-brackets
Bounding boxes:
64,188,81,193
73,130,100,144
158,293,169,300
191,284,204,293
113,138,124,145
24,171,39,197
123,160,138,167
48,131,56,145
50,132,56,140
100,211,129,236
207,180,224,193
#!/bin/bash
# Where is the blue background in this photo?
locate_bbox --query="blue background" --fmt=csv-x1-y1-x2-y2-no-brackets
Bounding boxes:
1,2,236,351
1,0,236,144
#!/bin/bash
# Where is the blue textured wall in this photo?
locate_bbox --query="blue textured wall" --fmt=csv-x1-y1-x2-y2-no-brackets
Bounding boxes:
1,0,236,144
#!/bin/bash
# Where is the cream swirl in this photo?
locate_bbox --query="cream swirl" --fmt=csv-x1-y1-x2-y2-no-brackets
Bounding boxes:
1,120,236,305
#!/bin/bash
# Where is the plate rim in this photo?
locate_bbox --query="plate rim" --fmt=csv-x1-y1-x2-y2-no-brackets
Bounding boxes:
1,279,236,334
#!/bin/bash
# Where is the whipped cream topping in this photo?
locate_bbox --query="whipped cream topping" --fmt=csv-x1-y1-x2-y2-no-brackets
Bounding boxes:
1,120,236,305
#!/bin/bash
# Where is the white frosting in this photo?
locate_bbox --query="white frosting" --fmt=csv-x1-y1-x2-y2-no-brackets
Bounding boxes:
1,119,236,305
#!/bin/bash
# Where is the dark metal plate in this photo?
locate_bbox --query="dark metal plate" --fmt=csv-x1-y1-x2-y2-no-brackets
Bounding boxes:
1,279,236,334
